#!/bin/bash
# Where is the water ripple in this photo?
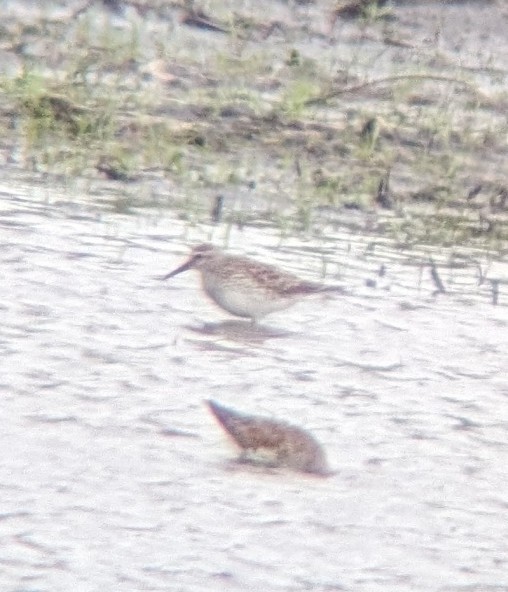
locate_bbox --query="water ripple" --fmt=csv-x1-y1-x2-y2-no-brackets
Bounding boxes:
0,178,507,592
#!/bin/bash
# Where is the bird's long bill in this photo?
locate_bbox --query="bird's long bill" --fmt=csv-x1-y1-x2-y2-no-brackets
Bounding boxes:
162,257,194,280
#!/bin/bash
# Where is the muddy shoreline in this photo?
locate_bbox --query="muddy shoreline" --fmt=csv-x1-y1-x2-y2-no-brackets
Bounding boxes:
0,0,507,251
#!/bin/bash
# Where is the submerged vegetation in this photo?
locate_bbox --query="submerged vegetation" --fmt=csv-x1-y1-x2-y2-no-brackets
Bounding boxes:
0,0,507,251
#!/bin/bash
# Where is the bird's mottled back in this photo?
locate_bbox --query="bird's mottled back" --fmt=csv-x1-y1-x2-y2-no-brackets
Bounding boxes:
206,400,330,476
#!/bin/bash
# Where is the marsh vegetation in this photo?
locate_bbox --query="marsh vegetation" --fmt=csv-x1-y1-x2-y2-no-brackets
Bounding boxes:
0,0,507,253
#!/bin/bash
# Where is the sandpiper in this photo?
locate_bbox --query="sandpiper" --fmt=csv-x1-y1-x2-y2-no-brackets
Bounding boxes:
206,399,330,476
163,243,343,323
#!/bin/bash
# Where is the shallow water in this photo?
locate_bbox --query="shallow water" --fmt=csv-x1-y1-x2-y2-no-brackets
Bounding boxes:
1,173,507,592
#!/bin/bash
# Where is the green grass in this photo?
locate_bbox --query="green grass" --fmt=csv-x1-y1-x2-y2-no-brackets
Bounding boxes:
0,2,505,252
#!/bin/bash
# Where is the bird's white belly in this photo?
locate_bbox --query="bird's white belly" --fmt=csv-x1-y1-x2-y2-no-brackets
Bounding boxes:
201,273,294,319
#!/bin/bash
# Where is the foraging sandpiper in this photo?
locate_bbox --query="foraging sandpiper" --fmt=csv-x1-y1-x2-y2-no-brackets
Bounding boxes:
206,399,330,476
163,243,343,323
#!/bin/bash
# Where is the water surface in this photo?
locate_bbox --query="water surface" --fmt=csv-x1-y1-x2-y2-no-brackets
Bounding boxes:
1,174,507,591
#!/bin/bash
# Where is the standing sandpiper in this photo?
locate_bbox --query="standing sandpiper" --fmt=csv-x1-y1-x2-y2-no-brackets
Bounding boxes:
206,400,330,476
163,243,343,323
